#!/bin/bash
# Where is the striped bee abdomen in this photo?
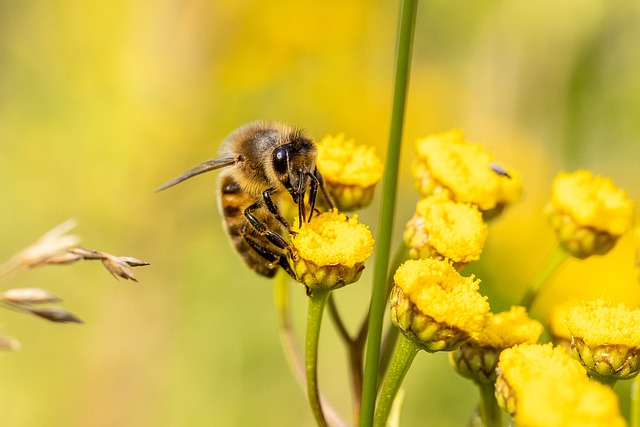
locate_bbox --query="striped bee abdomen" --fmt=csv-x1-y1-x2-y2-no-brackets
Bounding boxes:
218,172,284,278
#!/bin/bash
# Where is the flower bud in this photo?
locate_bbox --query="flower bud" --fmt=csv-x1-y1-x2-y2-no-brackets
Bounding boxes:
546,170,633,258
546,301,574,350
390,259,490,352
316,134,383,211
412,129,522,218
403,195,488,268
495,344,587,417
450,306,542,384
566,299,640,382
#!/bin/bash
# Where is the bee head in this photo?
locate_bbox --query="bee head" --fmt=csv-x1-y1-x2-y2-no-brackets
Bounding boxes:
271,136,317,222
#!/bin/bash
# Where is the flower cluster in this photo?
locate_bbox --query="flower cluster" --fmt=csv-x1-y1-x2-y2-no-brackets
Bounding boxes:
227,126,639,426
385,130,637,426
391,131,519,354
366,131,532,426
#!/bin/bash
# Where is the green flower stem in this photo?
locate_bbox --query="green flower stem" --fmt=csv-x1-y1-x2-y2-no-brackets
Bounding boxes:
306,288,331,427
328,293,354,345
632,374,640,427
360,0,418,425
520,244,570,309
373,333,420,427
378,325,399,385
327,294,366,424
478,382,503,427
274,272,347,427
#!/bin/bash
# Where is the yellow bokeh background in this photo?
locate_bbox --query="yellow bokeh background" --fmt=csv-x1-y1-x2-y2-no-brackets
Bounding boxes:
1,1,638,426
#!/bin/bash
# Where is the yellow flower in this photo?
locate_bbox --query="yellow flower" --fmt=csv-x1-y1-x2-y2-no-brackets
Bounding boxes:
546,170,633,258
316,134,384,211
547,301,574,350
474,306,543,349
566,299,640,382
450,306,543,384
496,344,627,427
515,377,626,427
290,210,374,291
495,343,587,415
403,195,488,267
412,129,522,217
635,226,640,283
390,259,490,352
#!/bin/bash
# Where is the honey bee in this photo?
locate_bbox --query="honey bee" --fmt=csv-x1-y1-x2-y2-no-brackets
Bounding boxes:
157,121,333,278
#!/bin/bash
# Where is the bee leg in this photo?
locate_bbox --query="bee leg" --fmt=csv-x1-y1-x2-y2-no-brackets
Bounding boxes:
315,167,334,210
261,189,295,233
277,253,296,280
242,225,297,279
244,203,295,257
307,171,318,222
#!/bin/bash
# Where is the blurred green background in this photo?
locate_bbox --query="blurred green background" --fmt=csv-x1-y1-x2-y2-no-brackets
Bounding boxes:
0,1,639,426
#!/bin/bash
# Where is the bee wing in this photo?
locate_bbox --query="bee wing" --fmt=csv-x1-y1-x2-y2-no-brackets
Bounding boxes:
155,156,237,192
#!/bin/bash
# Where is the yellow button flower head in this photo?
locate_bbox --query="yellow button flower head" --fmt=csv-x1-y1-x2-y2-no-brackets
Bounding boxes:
316,134,384,211
476,306,544,349
450,306,543,384
547,301,574,350
515,377,626,427
412,129,522,218
546,170,633,258
403,195,488,268
635,226,640,283
290,210,374,292
495,343,587,416
566,299,640,383
390,258,490,352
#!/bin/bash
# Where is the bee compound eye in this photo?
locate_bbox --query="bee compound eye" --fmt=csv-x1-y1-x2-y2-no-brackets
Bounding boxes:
272,146,289,174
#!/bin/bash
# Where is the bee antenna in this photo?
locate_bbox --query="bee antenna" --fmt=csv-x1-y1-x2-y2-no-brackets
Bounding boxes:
155,157,237,192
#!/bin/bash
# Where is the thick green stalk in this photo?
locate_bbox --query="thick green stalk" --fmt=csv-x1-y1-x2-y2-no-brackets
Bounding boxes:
373,333,419,427
360,1,418,425
306,289,331,427
478,382,503,427
376,244,410,381
519,244,570,309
